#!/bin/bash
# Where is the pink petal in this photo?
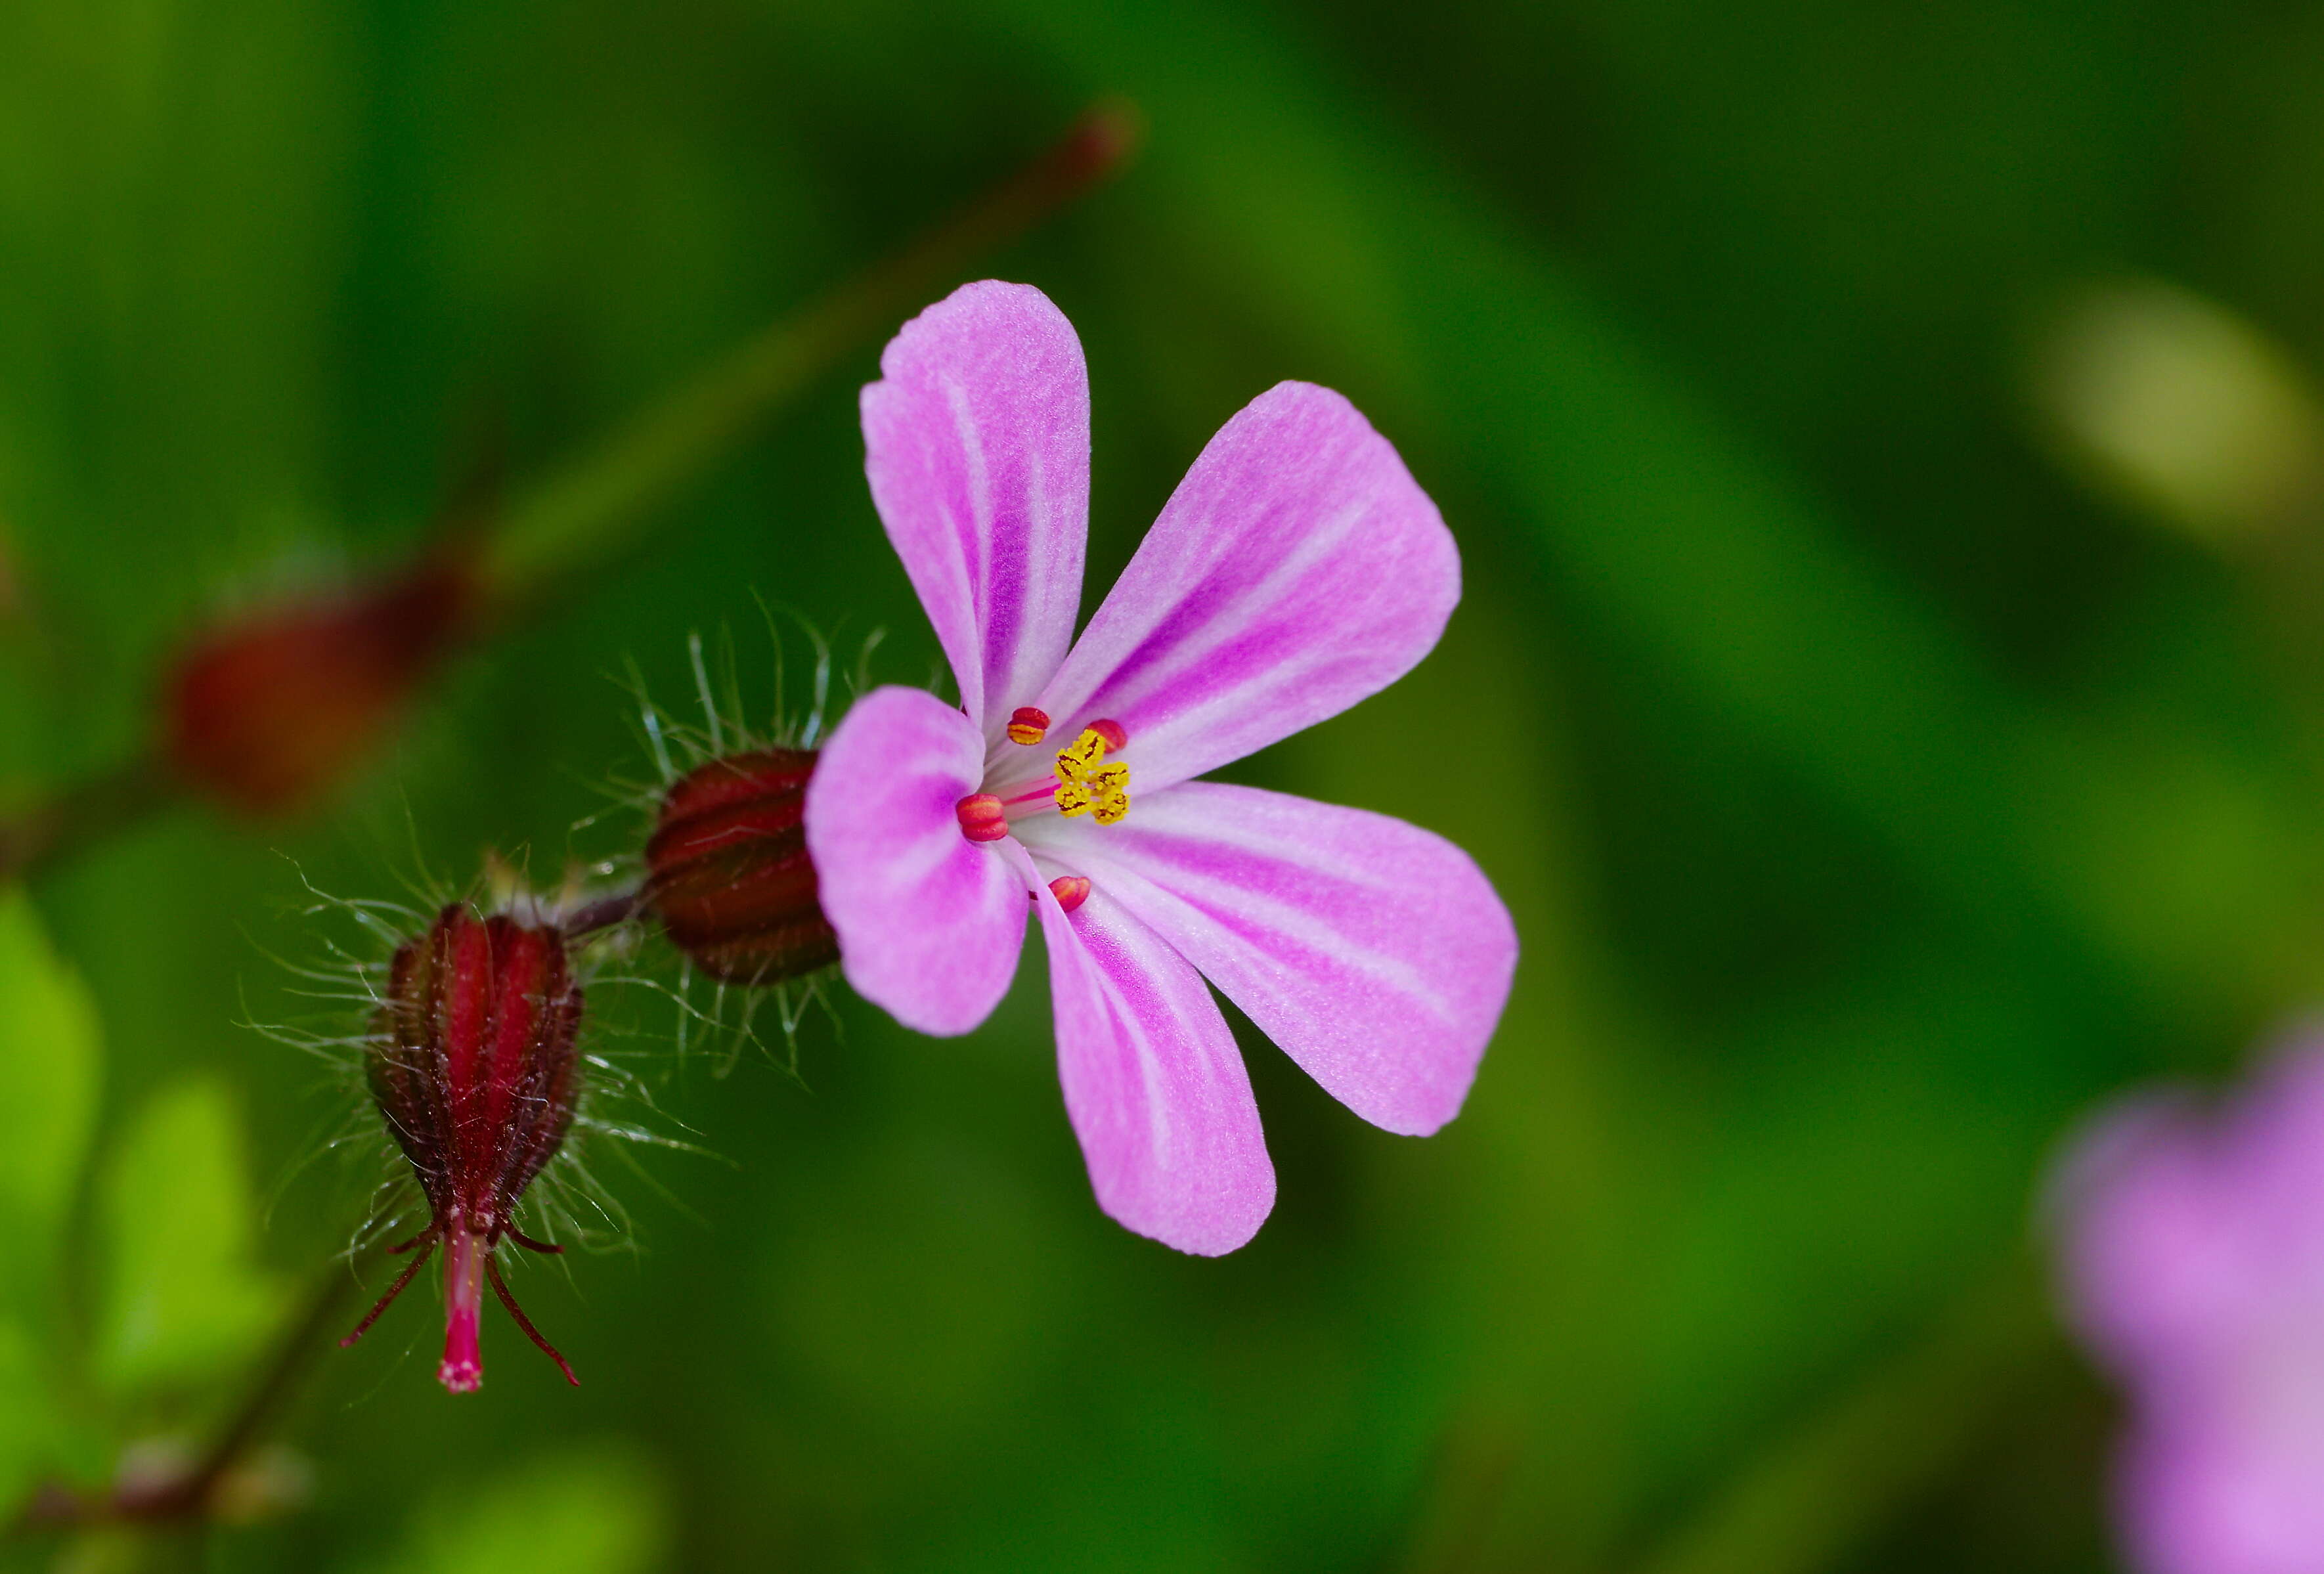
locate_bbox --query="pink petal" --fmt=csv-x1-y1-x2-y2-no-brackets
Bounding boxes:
2122,1420,2324,1574
803,685,1028,1035
2051,1095,2250,1369
1017,847,1275,1255
1024,783,1513,1135
861,280,1089,739
1029,383,1456,791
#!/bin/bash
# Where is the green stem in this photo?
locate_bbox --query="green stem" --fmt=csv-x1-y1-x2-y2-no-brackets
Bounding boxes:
1625,1255,2057,1574
473,98,1142,616
0,101,1139,877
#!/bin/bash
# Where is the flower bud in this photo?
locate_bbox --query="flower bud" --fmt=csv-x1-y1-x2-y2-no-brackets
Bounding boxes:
343,903,583,1392
163,557,475,816
644,749,839,986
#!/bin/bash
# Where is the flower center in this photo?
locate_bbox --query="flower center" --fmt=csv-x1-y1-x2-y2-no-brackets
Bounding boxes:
955,717,1133,842
1051,724,1130,825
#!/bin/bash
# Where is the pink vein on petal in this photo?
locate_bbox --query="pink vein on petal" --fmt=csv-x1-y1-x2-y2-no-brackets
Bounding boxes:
1013,843,1274,1256
1032,382,1457,791
860,280,1089,739
804,685,1028,1036
1023,782,1514,1135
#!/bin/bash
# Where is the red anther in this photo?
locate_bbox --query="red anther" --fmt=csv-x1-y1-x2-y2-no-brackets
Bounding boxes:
955,793,1009,842
1087,718,1127,751
644,749,838,986
1007,707,1051,745
1047,875,1091,914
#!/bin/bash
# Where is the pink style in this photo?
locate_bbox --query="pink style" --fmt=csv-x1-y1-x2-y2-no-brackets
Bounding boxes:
802,280,1518,1256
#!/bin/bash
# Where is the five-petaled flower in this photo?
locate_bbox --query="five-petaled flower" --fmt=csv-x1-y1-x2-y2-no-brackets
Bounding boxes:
2052,1034,2324,1574
802,281,1518,1255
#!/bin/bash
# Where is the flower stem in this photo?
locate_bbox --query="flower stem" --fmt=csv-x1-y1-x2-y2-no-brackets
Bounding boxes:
0,102,1140,881
0,753,177,883
16,1262,355,1531
561,887,645,941
470,98,1144,619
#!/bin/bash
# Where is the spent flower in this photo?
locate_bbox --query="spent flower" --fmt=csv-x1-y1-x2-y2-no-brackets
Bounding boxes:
342,902,584,1392
802,282,1517,1255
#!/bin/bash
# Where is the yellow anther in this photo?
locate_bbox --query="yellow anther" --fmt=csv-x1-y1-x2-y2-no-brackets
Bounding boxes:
1053,727,1131,825
1055,727,1106,782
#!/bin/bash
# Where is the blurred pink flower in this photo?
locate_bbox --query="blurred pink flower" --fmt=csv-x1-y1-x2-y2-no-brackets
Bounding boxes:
803,280,1516,1255
2053,1038,2324,1574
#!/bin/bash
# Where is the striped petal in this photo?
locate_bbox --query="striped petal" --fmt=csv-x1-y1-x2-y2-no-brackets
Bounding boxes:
1017,848,1275,1255
861,280,1089,740
804,686,1028,1036
1029,382,1456,792
1022,782,1513,1135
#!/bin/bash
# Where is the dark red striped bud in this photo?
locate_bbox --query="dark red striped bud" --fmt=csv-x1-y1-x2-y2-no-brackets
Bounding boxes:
343,904,584,1392
164,557,475,815
644,749,839,986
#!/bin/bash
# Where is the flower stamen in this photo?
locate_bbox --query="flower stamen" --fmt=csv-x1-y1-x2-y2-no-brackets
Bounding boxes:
955,793,1009,842
1053,723,1130,826
1007,707,1051,745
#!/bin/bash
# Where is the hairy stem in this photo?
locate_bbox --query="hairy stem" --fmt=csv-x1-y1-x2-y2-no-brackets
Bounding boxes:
561,888,645,941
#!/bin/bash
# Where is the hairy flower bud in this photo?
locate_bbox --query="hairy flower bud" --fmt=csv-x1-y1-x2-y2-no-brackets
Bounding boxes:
163,557,475,816
342,904,583,1392
643,749,839,986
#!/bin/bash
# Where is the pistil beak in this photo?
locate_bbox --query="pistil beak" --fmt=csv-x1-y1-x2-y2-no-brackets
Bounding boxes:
437,1221,486,1394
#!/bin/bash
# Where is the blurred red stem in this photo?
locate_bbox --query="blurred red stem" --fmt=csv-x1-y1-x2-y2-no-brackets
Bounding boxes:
14,1263,353,1533
471,97,1145,617
0,754,178,885
1,100,1140,881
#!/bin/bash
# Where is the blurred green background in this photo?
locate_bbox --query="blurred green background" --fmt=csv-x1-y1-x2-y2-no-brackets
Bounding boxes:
5,0,2324,1569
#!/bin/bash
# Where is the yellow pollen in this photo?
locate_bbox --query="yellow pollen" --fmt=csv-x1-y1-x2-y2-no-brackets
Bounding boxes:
1053,728,1131,826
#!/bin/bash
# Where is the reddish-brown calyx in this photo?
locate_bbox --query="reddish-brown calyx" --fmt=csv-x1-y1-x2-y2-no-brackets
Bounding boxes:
642,749,839,985
344,904,583,1391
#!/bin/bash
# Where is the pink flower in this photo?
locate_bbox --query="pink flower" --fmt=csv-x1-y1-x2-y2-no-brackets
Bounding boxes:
802,281,1517,1255
2052,1036,2324,1574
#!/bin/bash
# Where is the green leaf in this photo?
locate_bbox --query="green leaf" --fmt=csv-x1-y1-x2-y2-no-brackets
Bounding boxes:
0,888,102,1521
361,1447,669,1574
0,885,101,1308
93,1076,284,1397
0,1317,51,1521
